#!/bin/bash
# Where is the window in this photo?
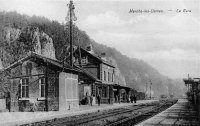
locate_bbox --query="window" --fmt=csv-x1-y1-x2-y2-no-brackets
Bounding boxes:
26,63,32,75
40,77,45,98
96,86,108,98
112,73,114,82
81,56,88,65
20,78,29,98
108,72,110,82
104,71,106,81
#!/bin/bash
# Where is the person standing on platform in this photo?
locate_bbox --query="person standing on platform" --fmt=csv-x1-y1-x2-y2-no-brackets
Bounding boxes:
115,95,118,103
126,95,129,103
133,95,137,103
118,95,121,104
128,95,131,103
97,94,101,106
130,95,133,103
90,94,93,106
85,92,89,105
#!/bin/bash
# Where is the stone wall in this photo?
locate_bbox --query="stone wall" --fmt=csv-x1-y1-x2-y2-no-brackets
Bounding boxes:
10,61,59,112
10,78,20,112
47,73,59,111
11,75,59,112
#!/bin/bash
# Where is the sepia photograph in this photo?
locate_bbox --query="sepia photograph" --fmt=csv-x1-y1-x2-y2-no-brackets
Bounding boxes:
0,0,199,125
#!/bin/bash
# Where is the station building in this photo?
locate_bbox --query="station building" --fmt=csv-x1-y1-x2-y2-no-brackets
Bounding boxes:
2,45,139,111
72,45,143,104
4,52,80,112
73,45,115,104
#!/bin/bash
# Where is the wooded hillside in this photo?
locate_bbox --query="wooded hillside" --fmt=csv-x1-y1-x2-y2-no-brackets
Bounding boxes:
0,11,186,98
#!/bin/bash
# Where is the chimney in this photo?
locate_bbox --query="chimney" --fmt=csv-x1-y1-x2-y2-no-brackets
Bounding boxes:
100,52,106,61
86,43,94,54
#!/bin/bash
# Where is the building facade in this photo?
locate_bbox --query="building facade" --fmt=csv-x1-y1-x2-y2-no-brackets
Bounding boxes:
73,47,115,104
183,77,200,106
5,52,79,112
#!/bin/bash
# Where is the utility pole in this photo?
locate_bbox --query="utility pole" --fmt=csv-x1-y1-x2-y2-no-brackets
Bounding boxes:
150,81,152,99
146,82,148,99
69,0,73,67
66,0,77,67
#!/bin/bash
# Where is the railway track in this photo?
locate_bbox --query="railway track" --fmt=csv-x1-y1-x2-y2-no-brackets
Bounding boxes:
35,105,151,126
22,100,177,126
106,100,177,126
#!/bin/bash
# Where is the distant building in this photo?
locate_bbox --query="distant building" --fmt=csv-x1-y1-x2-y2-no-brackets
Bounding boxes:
3,52,79,112
183,77,200,105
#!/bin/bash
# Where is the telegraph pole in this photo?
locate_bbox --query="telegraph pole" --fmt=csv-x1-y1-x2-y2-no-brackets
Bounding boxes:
66,0,77,67
146,82,148,99
69,0,73,67
150,81,152,99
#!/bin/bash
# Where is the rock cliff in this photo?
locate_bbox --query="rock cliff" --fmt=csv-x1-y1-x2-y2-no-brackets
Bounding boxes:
2,26,56,60
3,27,21,43
40,32,56,59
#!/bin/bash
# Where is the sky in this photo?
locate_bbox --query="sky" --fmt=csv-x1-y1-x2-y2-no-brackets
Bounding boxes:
0,0,200,79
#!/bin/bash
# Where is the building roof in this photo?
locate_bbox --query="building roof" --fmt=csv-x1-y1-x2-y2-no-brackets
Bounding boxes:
113,84,132,90
183,78,200,84
74,65,101,83
75,47,115,68
2,51,80,73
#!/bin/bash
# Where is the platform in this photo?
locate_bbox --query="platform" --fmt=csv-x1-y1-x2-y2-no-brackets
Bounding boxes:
0,100,157,126
137,99,200,126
